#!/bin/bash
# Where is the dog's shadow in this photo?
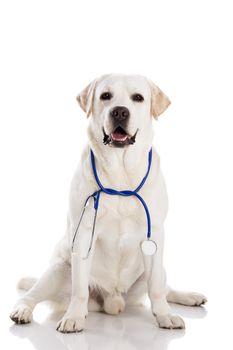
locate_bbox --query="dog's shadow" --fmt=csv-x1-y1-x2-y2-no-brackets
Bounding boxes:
10,304,207,350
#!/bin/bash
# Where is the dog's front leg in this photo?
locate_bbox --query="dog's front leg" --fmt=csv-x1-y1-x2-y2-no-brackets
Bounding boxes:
56,223,97,333
144,225,185,329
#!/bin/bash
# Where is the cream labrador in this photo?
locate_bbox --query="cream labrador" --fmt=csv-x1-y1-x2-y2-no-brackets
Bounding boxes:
10,74,207,332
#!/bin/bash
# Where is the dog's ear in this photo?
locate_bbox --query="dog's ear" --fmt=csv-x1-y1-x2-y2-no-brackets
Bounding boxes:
76,79,97,117
149,81,171,119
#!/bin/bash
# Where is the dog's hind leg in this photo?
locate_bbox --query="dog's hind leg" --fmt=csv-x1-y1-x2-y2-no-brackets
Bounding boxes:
166,287,207,306
17,277,38,291
10,260,70,324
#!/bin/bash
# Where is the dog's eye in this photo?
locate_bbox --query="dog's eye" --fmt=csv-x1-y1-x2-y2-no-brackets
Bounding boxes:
131,93,144,102
100,92,112,100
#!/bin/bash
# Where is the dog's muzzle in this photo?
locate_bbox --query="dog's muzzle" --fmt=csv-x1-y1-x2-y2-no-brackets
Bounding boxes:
102,105,138,147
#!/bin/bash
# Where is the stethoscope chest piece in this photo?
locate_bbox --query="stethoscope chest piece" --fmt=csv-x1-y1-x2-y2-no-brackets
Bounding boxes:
141,240,157,256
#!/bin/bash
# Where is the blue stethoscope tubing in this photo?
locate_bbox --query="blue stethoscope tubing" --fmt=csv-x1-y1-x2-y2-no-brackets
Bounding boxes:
71,148,153,259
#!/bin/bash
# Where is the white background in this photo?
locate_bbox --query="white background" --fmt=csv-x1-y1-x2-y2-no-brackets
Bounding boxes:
0,0,232,349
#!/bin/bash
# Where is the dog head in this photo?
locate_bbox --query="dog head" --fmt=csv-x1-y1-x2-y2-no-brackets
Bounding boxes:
77,74,170,148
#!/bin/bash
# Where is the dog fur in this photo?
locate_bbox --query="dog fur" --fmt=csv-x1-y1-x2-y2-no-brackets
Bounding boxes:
10,74,207,332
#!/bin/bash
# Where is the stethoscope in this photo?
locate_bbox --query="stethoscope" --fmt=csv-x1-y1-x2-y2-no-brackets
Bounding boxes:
71,148,157,259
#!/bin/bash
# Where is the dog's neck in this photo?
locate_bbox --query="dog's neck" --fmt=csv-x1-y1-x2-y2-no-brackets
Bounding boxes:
87,127,154,189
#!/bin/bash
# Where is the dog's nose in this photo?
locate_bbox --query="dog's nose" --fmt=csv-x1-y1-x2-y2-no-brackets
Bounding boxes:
110,106,130,121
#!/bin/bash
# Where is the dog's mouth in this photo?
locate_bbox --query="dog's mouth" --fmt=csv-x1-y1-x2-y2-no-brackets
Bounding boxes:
103,126,138,147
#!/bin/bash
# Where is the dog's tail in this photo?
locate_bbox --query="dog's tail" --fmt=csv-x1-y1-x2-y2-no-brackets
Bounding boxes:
17,277,37,291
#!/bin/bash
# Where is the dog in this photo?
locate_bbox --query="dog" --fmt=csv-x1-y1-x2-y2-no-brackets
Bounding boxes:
10,74,207,332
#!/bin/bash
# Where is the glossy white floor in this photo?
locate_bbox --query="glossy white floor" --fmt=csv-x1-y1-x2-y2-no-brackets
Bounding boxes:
3,286,231,350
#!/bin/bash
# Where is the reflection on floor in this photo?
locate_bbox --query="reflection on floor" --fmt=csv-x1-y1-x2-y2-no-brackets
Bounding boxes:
10,303,207,350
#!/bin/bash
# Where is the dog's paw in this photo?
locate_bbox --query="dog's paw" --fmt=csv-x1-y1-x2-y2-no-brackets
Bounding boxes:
56,317,85,333
156,314,185,329
167,290,208,307
103,294,125,315
10,305,32,324
182,292,207,306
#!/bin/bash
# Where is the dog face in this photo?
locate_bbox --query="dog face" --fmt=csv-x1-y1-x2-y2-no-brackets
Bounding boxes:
77,74,170,148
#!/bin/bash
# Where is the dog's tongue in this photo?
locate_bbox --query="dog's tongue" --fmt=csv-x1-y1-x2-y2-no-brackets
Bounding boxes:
111,132,128,142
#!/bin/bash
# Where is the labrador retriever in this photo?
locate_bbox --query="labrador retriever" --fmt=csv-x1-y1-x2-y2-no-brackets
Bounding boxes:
10,74,207,332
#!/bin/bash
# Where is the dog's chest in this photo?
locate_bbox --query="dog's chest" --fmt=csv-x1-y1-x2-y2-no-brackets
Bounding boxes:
89,194,147,293
91,231,145,294
79,151,165,293
99,192,140,218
